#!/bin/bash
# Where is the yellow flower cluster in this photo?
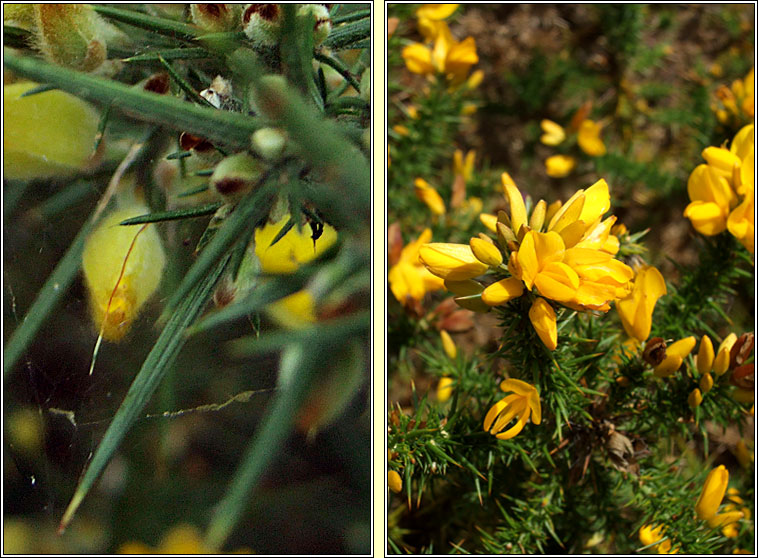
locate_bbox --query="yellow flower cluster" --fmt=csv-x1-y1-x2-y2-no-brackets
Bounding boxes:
713,67,754,125
684,124,754,254
420,175,634,351
540,114,607,178
401,5,479,87
638,524,678,554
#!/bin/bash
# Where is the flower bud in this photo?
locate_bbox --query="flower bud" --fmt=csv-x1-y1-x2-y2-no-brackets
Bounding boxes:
695,465,729,520
190,4,242,32
700,373,714,393
4,82,101,180
4,4,36,30
529,200,547,231
469,237,502,267
697,335,715,375
241,4,282,46
440,330,457,360
33,4,107,72
388,470,402,494
297,3,332,46
250,127,287,161
210,152,263,202
688,388,703,408
479,213,498,233
437,377,454,402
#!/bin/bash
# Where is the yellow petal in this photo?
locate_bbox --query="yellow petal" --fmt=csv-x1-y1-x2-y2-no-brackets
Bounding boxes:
517,230,566,290
265,290,316,330
419,243,489,280
440,330,457,359
502,173,527,236
388,470,402,493
696,465,729,520
534,261,579,302
545,154,576,177
402,43,434,74
480,213,498,233
540,119,566,145
255,214,338,274
653,354,683,377
481,277,524,306
529,297,557,351
667,336,697,359
416,4,459,20
577,119,607,156
494,406,530,440
4,81,101,180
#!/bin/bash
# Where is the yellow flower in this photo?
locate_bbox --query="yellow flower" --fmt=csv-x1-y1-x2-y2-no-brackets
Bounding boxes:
440,330,457,359
483,378,541,440
82,205,166,342
683,164,734,235
577,119,607,156
685,124,755,252
388,228,446,305
616,265,667,342
416,4,459,20
437,376,454,402
714,67,754,123
545,154,576,177
540,119,566,146
419,243,489,281
265,290,316,330
255,214,338,274
388,470,403,493
727,188,754,254
4,81,101,180
653,336,696,378
414,178,446,215
529,297,557,351
453,148,476,182
117,523,251,554
402,23,478,86
695,465,729,521
638,524,677,553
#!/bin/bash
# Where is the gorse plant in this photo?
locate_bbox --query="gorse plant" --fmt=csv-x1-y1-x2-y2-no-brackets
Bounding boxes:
387,4,753,554
4,3,369,554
